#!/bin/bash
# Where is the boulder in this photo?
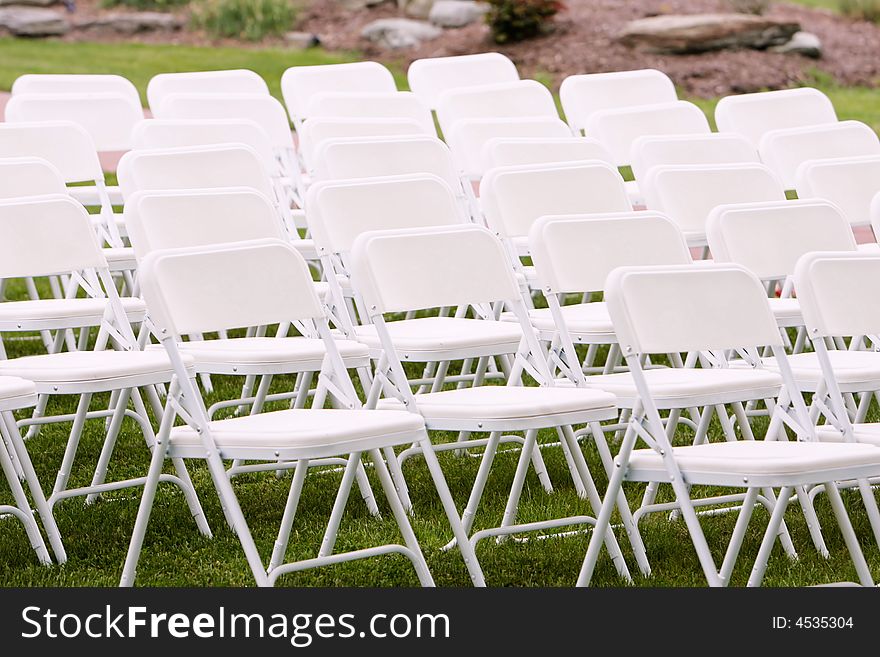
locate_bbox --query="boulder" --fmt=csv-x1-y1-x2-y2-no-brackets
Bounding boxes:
770,30,821,59
404,0,434,18
361,17,441,48
618,13,800,54
0,6,68,35
75,11,183,34
284,31,320,49
429,0,488,28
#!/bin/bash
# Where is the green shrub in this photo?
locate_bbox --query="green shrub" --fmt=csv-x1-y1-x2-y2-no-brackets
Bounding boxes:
101,0,190,10
485,0,564,44
839,0,880,22
193,0,295,41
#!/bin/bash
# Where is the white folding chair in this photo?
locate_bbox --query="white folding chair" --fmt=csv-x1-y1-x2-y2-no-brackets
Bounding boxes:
281,61,397,131
560,69,677,135
0,376,66,565
579,262,880,587
146,69,269,113
407,52,519,110
482,136,614,170
759,121,880,190
12,73,140,108
350,224,633,582
306,91,435,135
795,154,880,230
642,163,786,248
123,238,484,587
0,156,68,198
585,101,711,167
716,87,838,148
631,133,759,184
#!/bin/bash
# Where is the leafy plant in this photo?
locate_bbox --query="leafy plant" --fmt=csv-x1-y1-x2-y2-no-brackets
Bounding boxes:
485,0,564,44
192,0,295,41
101,0,190,10
838,0,880,22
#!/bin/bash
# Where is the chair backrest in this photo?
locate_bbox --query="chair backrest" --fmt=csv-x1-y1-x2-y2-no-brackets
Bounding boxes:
0,195,104,279
351,224,521,315
154,93,294,150
794,251,880,338
446,117,573,178
307,174,466,255
12,73,140,106
606,263,782,354
123,187,284,262
585,101,711,166
4,92,144,151
146,69,269,113
281,62,396,125
795,155,880,227
311,136,460,191
559,69,677,134
140,239,323,337
306,91,435,135
631,133,758,182
483,136,614,170
715,87,838,148
643,163,785,239
130,118,277,172
480,161,632,239
435,80,559,137
298,117,427,172
407,53,520,110
0,121,103,183
116,144,274,201
759,121,880,190
0,157,68,199
529,211,691,294
706,199,857,281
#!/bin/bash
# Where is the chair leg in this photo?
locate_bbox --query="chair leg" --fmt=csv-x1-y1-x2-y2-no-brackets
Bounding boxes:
384,446,412,512
269,459,309,572
319,454,361,558
51,392,93,501
747,486,794,587
498,429,539,542
555,426,587,498
354,460,380,517
86,386,132,505
855,477,880,552
719,486,759,585
825,482,875,587
577,453,628,586
0,433,51,565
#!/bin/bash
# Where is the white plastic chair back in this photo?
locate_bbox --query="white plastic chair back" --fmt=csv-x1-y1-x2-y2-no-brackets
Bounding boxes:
707,199,857,281
529,211,691,294
760,121,880,189
715,87,838,148
4,92,144,151
446,117,572,178
0,121,103,183
146,69,268,113
141,239,323,337
131,118,276,172
407,53,519,110
483,137,614,171
642,163,785,241
116,144,274,201
124,187,284,262
351,224,520,314
606,263,782,354
12,73,140,107
281,62,396,126
480,161,631,239
436,80,559,137
0,157,68,199
795,251,880,338
306,173,466,255
586,101,711,166
560,69,677,134
795,155,880,227
312,136,459,191
306,91,435,135
631,133,758,183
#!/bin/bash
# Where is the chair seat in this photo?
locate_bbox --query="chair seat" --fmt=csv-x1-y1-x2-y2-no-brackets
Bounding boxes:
168,408,426,460
377,385,617,430
767,297,802,327
583,367,783,408
626,440,880,487
817,422,880,446
0,297,146,329
528,302,614,340
0,376,38,411
169,337,369,374
0,350,192,390
745,351,880,392
353,317,523,361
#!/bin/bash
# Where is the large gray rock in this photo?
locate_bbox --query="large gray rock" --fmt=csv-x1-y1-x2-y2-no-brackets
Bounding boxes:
770,30,821,59
618,13,800,54
361,17,441,48
75,11,184,34
0,6,68,35
429,0,488,28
